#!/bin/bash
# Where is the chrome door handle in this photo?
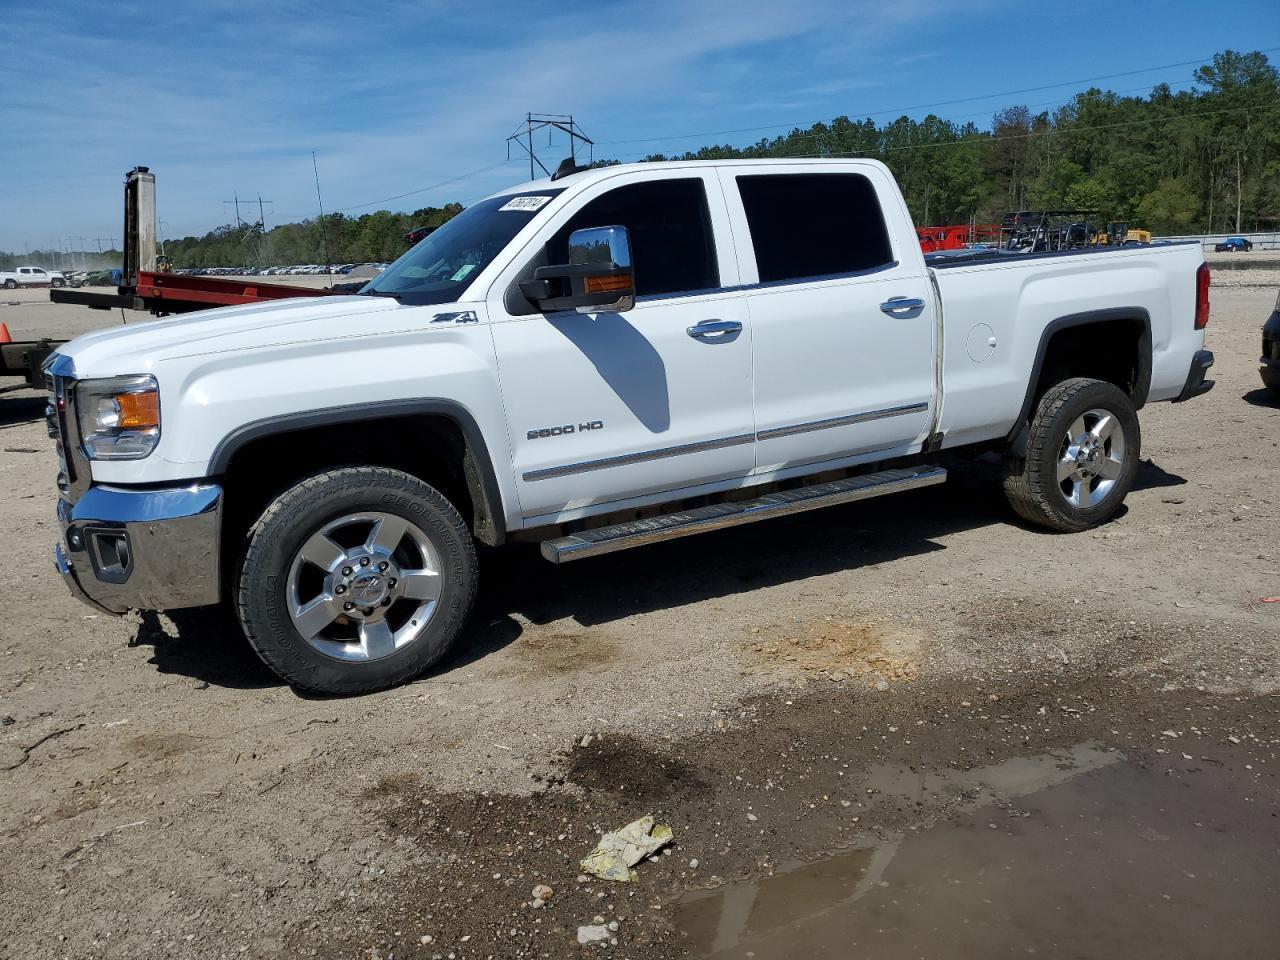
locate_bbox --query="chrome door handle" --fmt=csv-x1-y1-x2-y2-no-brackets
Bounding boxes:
880,297,925,315
687,319,742,339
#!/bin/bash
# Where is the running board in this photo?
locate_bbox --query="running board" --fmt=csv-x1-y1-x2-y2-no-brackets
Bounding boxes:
540,465,947,564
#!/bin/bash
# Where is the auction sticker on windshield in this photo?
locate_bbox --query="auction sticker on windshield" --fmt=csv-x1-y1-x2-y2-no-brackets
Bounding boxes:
499,195,552,212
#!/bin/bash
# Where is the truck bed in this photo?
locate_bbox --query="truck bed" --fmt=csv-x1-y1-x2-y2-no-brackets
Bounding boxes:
930,239,1207,449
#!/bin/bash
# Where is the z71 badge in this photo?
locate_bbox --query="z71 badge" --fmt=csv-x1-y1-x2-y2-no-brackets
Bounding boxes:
527,420,604,440
430,310,479,324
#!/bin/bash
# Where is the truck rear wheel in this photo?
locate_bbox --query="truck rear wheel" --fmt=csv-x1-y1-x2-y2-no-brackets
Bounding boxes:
1003,377,1140,533
235,466,477,694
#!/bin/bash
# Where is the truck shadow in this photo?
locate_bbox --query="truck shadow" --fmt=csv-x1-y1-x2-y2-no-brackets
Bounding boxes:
479,455,1182,632
0,392,45,428
129,455,1186,692
1242,387,1279,409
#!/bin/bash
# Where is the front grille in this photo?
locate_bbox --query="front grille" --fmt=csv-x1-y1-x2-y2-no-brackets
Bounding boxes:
46,372,73,493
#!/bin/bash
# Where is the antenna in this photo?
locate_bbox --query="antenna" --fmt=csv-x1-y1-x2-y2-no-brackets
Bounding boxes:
312,151,334,283
506,113,594,180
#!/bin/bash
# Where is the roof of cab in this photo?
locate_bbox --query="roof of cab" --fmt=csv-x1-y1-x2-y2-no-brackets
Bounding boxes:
481,156,886,202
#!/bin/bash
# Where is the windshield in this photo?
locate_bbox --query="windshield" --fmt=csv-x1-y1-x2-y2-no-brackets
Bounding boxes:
362,190,562,304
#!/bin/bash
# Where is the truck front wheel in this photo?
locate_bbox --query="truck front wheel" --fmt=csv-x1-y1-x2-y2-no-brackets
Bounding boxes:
1003,377,1140,533
236,466,477,694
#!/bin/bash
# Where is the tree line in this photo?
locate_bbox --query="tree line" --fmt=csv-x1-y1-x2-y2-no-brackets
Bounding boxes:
4,49,1274,271
628,49,1278,234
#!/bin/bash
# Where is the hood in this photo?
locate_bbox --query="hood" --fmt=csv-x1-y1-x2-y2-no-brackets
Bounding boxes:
60,295,402,376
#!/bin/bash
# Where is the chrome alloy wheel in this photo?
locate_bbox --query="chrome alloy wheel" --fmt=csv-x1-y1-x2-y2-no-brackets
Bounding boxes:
1056,408,1125,509
286,512,442,662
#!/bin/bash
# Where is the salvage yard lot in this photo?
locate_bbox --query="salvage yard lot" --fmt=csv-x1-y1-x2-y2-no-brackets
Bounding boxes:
1,287,1277,958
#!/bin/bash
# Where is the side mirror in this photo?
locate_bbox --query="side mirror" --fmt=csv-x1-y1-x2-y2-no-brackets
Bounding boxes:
519,225,635,313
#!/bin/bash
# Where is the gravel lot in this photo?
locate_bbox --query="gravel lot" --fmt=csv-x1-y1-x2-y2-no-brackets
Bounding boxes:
0,285,1276,959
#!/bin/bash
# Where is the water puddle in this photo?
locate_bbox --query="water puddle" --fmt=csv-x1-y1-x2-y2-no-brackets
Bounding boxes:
677,744,1280,958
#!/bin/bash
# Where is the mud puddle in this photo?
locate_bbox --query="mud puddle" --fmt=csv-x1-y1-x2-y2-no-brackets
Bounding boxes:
677,743,1280,958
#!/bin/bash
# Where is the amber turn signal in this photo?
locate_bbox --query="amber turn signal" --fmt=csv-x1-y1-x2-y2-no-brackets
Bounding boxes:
117,391,160,429
585,272,633,294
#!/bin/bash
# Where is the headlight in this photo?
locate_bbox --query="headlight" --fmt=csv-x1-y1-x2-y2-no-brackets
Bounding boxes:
76,375,160,460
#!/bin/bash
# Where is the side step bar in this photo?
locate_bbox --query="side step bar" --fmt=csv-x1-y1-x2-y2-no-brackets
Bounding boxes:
540,465,947,564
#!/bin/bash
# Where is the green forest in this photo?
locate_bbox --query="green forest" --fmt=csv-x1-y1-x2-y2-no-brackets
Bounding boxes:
4,49,1275,271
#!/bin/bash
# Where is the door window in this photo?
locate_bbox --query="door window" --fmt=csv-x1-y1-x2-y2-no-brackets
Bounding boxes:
736,173,894,283
548,179,719,297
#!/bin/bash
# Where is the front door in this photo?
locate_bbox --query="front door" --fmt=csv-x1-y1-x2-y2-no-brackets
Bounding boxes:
720,165,936,472
488,171,755,523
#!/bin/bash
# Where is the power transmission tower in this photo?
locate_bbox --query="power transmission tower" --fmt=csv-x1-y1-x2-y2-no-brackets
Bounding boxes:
506,113,594,180
222,192,273,265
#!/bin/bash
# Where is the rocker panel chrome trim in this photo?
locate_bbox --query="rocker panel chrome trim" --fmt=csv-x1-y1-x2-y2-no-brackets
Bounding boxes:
756,401,928,442
521,433,754,482
524,401,930,483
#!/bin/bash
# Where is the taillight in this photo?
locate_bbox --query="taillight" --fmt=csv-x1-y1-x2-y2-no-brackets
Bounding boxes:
1194,262,1210,330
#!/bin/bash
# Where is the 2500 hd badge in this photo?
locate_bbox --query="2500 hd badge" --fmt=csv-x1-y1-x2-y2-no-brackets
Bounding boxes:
527,420,604,440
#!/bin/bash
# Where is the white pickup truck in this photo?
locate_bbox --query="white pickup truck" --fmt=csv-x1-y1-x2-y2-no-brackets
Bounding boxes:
46,158,1214,694
2,265,67,288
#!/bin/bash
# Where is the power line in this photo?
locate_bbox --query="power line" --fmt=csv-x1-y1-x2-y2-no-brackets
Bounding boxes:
331,160,517,212
594,46,1280,149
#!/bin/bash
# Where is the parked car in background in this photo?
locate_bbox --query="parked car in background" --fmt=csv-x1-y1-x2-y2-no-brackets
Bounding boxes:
1,265,67,288
1215,237,1254,252
1262,290,1280,399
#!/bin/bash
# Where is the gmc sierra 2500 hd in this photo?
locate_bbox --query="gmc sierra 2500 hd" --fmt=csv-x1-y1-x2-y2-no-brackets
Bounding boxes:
46,158,1214,694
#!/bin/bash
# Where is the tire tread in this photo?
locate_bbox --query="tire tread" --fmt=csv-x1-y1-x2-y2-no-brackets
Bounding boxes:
1003,377,1137,533
235,466,477,694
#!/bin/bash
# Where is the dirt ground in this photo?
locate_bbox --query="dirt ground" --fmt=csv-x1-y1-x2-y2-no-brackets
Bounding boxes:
0,285,1277,959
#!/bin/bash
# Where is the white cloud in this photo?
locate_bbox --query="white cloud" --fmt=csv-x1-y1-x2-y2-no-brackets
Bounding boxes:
0,0,954,247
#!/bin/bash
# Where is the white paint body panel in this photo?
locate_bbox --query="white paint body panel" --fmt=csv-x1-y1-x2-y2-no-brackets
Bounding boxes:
52,158,1207,537
931,241,1207,447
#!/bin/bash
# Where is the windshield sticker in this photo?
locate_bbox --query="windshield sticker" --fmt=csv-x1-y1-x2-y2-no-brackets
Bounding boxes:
450,264,478,282
499,195,552,212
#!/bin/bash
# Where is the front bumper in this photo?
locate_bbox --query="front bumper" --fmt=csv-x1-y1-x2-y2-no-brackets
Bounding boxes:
1172,350,1215,403
54,483,223,614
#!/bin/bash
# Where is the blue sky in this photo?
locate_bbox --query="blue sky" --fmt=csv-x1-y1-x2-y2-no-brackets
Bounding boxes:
1,0,1276,252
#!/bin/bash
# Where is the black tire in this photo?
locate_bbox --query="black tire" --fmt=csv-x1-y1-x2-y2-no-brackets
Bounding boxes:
3,279,15,289
1003,377,1140,533
52,278,65,288
236,466,477,694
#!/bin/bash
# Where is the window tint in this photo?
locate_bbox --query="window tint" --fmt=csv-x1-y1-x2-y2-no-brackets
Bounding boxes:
549,178,718,297
736,173,894,283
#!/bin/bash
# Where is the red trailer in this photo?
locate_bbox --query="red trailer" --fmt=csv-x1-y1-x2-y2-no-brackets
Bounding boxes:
52,166,344,317
55,269,336,315
915,222,1001,253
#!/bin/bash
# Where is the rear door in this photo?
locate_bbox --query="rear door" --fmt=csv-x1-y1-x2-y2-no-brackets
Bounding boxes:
488,170,755,523
720,165,936,472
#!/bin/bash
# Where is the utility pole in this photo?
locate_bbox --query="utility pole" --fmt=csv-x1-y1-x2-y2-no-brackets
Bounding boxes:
222,193,272,266
506,113,593,180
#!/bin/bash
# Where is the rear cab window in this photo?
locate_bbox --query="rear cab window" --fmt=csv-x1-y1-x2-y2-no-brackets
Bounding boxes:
735,172,895,283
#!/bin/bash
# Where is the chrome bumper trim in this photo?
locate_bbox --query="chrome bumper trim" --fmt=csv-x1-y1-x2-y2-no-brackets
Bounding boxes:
55,482,223,613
